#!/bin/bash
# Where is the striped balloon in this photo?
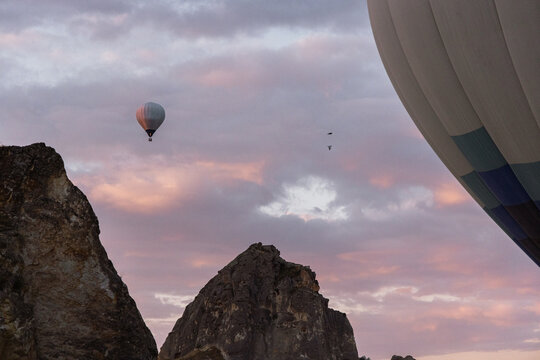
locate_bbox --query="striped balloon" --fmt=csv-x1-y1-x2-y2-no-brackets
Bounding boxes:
136,102,166,141
367,0,540,266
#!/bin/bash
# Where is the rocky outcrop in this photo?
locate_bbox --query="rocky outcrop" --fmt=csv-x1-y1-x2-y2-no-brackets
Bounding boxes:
0,143,157,359
159,243,359,360
391,356,416,360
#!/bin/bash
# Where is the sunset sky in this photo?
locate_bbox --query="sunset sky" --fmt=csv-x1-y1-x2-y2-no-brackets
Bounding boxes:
1,1,539,359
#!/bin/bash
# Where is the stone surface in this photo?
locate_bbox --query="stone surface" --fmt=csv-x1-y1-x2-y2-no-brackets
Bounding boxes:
159,243,359,360
0,143,157,359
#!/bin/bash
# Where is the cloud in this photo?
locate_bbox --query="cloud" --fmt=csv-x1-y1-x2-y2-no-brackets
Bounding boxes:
65,159,102,174
76,155,264,212
0,0,129,32
142,293,196,332
419,350,540,360
326,294,382,315
155,293,194,309
144,315,181,326
413,293,462,303
356,285,465,304
259,175,348,221
0,0,368,42
433,182,471,207
359,186,434,221
130,0,369,39
369,174,395,189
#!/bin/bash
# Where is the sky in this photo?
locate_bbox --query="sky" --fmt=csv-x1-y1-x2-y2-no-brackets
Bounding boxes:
1,1,539,359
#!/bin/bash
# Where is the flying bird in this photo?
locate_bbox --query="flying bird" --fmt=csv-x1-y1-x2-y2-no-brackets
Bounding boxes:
327,131,333,150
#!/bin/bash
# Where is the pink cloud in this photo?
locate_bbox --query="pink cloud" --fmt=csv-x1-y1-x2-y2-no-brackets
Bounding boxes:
337,250,401,277
0,33,22,46
196,68,248,88
425,302,517,327
189,253,232,269
434,182,470,207
316,274,342,283
424,245,477,275
195,161,264,185
483,303,515,327
185,59,267,90
411,321,438,333
0,30,43,47
419,350,540,360
76,156,264,213
369,174,395,189
525,303,540,315
431,305,480,321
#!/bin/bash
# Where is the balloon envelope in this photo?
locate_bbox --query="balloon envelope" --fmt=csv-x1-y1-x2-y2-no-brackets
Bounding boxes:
368,0,540,266
136,102,165,139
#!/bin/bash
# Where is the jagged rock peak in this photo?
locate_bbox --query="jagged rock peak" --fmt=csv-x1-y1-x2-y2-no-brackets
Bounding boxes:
391,356,416,360
159,242,359,360
220,242,320,293
0,143,157,359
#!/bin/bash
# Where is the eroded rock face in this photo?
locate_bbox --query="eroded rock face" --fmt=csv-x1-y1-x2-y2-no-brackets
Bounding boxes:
0,143,157,359
159,243,359,360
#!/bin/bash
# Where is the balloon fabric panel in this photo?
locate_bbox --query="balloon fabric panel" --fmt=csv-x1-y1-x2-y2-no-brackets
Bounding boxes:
367,0,540,266
495,0,540,125
430,0,540,165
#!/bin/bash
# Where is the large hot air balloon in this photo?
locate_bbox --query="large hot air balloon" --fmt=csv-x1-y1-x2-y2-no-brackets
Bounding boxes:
136,102,165,141
367,0,540,266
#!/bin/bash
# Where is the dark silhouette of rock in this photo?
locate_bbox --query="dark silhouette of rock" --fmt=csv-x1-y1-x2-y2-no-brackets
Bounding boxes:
391,356,416,360
0,143,157,359
159,243,359,360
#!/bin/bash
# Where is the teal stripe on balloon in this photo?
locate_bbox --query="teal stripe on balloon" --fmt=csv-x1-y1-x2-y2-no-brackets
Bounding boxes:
511,161,540,202
452,127,507,172
461,171,500,209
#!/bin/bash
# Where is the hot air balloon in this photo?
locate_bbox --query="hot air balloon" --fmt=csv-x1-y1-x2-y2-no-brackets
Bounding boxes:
367,0,540,266
136,102,165,141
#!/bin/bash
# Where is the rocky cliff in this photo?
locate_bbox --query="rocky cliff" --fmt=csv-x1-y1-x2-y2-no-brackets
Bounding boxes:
159,243,359,360
0,143,157,359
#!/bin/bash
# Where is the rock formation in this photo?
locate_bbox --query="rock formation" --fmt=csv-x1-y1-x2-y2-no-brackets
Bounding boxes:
159,243,359,360
0,143,157,359
391,356,416,360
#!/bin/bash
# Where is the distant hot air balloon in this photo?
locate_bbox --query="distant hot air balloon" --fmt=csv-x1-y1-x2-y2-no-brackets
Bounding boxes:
368,0,540,266
136,102,165,141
